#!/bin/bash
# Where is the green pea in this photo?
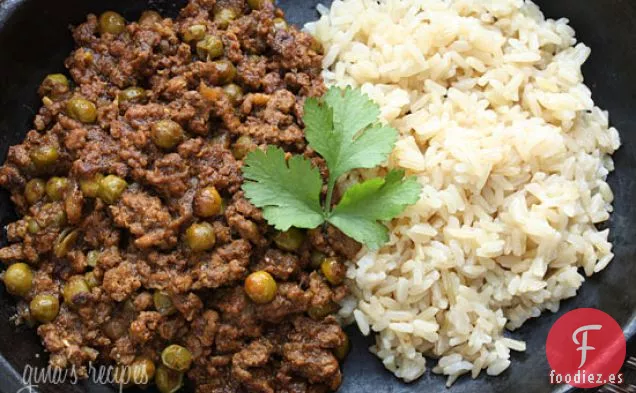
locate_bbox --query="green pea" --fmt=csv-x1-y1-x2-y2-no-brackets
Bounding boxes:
155,365,183,393
223,84,243,105
25,179,46,204
98,175,128,204
273,228,305,252
247,0,270,10
231,135,256,160
30,294,60,323
310,251,326,269
193,186,223,218
244,271,277,304
30,145,59,170
86,250,101,268
213,8,237,30
44,74,69,88
129,356,156,385
307,302,338,320
310,37,323,54
80,174,104,198
67,98,97,123
41,97,53,110
196,35,224,60
54,228,79,258
151,120,184,150
85,271,99,289
321,257,344,285
161,344,193,372
118,87,146,104
273,18,288,30
26,218,41,234
139,10,162,26
123,299,136,315
183,24,207,42
62,276,90,306
185,222,216,252
42,74,70,98
212,60,236,85
103,318,127,340
99,11,126,35
3,263,33,297
333,333,350,360
45,177,69,201
153,291,177,316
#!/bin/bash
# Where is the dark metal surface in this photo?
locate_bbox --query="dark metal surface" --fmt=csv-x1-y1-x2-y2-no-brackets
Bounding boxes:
0,0,634,392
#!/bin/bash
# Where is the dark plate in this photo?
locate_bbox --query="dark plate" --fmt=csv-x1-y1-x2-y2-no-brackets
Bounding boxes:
0,0,634,392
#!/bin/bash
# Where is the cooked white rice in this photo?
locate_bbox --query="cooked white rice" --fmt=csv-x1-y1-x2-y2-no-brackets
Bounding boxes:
305,0,621,385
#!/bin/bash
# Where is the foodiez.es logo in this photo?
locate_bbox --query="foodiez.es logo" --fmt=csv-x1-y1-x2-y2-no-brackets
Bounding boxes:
546,308,626,388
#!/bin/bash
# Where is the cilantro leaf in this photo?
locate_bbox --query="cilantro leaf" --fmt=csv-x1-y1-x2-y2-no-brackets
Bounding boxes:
242,146,325,231
327,170,421,249
241,87,423,250
305,87,398,184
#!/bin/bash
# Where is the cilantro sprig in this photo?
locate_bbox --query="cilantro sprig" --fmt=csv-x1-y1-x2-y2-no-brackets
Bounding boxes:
241,87,422,249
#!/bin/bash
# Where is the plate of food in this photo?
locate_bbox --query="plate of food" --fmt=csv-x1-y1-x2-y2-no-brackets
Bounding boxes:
0,0,634,393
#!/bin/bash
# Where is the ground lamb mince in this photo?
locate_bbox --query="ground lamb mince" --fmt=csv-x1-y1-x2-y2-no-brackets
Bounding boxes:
0,0,359,392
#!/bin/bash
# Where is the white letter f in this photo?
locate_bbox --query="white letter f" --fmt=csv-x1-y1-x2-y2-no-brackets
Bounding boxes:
572,324,602,368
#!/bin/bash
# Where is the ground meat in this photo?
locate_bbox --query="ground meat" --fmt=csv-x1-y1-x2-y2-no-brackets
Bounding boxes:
133,291,153,311
232,339,275,392
216,324,244,354
143,153,191,198
326,226,362,261
0,244,24,263
191,309,220,346
290,316,345,349
157,316,187,342
307,272,336,309
254,249,301,280
172,292,204,321
213,287,261,339
225,196,267,246
110,336,137,366
80,203,121,248
192,239,252,289
129,311,162,343
102,261,142,301
191,143,243,193
0,1,355,392
110,189,178,249
255,283,311,323
283,343,341,390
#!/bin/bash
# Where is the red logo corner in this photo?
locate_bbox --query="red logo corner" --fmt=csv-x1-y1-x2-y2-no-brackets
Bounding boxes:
546,308,626,388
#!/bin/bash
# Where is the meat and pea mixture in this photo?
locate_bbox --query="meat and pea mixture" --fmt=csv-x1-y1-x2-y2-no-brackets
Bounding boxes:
0,0,360,391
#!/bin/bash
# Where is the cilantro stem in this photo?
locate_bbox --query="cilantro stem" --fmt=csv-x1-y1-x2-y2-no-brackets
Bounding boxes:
324,178,336,216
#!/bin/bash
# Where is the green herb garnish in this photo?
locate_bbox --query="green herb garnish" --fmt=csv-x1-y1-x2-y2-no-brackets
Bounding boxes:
242,87,422,249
